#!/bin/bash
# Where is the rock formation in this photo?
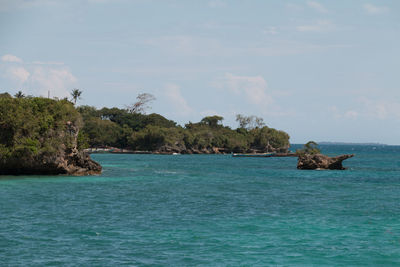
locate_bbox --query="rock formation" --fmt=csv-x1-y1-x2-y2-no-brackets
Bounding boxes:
60,148,102,175
0,148,102,175
297,154,354,170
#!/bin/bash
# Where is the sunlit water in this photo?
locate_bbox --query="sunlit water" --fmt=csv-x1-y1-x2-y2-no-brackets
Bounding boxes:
1,145,400,266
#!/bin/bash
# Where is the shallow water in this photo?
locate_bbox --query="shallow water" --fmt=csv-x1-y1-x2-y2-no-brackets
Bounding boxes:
1,145,400,266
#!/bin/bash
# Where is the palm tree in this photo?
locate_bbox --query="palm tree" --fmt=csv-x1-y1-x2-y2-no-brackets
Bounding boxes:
14,91,25,98
71,88,82,105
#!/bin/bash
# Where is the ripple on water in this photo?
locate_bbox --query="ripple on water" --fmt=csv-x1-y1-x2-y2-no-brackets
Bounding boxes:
1,147,400,265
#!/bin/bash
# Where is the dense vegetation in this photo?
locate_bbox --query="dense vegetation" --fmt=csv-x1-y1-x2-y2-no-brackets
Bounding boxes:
0,92,291,155
77,106,291,153
0,94,82,168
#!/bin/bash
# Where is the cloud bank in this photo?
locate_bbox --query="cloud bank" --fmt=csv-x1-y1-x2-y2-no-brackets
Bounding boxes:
1,54,77,98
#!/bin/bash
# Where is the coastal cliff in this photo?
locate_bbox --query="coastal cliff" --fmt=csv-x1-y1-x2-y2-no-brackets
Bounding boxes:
0,95,101,175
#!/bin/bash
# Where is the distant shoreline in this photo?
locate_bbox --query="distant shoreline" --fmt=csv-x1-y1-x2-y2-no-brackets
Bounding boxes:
84,148,297,157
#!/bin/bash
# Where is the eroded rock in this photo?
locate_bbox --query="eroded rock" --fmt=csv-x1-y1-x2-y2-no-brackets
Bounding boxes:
297,154,354,170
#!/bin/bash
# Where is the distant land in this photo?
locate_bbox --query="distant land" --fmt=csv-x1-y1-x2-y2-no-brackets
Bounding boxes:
318,142,388,146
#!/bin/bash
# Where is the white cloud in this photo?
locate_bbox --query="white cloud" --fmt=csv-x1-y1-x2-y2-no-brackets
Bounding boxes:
2,54,78,98
2,54,22,63
307,1,328,13
363,3,389,14
214,73,273,107
7,67,30,83
164,83,192,115
30,67,77,98
1,54,65,65
296,20,336,33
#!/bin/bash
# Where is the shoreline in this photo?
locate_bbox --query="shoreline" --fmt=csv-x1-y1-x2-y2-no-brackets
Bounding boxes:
85,148,297,157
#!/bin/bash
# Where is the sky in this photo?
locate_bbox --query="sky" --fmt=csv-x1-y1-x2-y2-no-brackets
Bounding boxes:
1,0,399,144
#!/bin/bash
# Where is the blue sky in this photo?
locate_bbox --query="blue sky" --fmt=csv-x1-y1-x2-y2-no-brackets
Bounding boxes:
1,0,399,144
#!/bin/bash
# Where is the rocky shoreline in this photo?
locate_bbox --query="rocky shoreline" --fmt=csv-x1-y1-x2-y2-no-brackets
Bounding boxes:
0,148,102,176
85,146,294,156
84,141,291,155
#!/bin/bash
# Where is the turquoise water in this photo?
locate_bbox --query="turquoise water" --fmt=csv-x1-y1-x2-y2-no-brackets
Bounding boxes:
1,145,400,266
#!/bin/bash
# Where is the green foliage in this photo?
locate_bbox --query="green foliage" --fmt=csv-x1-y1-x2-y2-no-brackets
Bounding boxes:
77,131,90,149
71,88,82,105
0,92,292,155
77,105,99,120
77,107,291,152
296,141,321,155
182,119,249,151
97,108,176,131
78,106,176,148
144,113,177,128
128,125,185,150
0,96,82,164
0,92,12,98
200,115,224,127
82,117,123,147
250,127,290,149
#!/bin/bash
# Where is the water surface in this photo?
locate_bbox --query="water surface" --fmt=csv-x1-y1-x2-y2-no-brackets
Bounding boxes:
1,145,399,266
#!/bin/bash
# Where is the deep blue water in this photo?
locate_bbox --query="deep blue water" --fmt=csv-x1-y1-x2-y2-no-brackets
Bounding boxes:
1,145,400,266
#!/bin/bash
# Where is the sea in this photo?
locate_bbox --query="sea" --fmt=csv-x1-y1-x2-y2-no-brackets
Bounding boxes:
0,144,399,266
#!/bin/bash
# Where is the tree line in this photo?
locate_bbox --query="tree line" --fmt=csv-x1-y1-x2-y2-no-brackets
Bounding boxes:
1,90,291,154
75,93,290,153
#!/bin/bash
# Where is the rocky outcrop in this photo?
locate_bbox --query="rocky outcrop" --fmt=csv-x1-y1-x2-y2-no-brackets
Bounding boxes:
62,149,102,175
297,154,354,170
0,148,102,175
153,144,288,155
